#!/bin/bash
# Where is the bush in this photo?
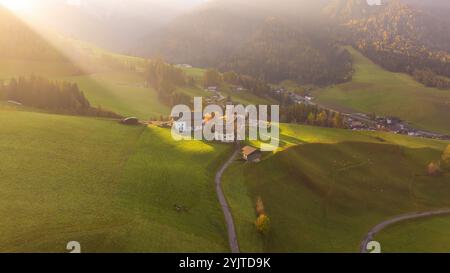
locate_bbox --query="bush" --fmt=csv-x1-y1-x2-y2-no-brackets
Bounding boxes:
255,214,270,235
427,161,442,177
256,197,265,216
442,145,450,171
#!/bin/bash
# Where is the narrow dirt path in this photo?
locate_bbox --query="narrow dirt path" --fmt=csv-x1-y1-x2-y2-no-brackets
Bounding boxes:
216,144,240,253
360,209,450,253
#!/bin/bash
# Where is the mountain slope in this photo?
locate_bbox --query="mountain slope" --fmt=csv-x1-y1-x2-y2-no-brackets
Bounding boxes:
24,0,205,53
0,6,171,119
140,0,352,85
326,0,450,85
314,47,450,134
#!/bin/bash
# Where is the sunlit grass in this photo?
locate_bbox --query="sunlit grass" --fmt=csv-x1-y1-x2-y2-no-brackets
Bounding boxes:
313,47,450,134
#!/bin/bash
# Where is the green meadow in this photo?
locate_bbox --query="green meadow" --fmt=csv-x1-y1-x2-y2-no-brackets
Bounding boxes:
0,106,231,252
63,72,170,120
223,124,450,252
0,58,170,119
375,215,450,253
313,47,450,134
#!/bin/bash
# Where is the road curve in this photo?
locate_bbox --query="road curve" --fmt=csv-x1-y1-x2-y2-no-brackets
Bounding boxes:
215,144,240,253
360,209,450,253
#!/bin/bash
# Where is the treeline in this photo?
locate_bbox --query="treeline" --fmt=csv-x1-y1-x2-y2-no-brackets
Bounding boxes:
0,77,121,118
146,59,192,106
205,69,272,97
280,103,345,129
413,69,450,89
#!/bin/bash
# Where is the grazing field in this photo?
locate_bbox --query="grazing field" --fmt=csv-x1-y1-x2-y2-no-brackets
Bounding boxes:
0,58,170,119
0,107,232,252
63,72,170,120
313,47,450,134
222,124,450,252
375,215,450,253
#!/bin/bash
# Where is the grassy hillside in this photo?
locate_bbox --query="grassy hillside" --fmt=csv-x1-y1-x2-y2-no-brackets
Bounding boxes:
0,106,232,252
0,59,271,120
375,215,450,253
0,57,170,120
313,47,450,134
222,124,450,252
62,72,170,120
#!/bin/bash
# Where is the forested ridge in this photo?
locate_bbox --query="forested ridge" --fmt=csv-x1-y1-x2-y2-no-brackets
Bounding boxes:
327,0,450,89
140,2,353,86
141,0,450,89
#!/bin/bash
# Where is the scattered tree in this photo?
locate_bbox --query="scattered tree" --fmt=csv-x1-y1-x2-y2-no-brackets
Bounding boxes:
442,145,450,171
427,161,442,177
203,69,223,88
256,197,265,216
255,197,270,235
146,59,190,107
255,214,271,235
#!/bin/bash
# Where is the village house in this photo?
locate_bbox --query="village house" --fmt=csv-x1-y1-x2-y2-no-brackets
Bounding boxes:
206,86,218,92
231,85,247,92
214,132,235,143
241,146,262,162
172,112,204,134
175,64,193,68
121,117,140,126
7,100,22,106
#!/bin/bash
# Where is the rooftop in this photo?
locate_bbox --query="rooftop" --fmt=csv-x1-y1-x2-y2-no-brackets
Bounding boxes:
242,146,259,156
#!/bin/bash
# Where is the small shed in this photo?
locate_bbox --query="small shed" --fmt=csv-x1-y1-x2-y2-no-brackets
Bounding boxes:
242,146,262,162
121,117,140,126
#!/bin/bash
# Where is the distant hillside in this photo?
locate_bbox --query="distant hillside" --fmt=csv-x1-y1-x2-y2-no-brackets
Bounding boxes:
0,7,66,62
139,0,450,87
325,0,450,87
23,0,204,54
139,0,353,86
0,7,170,120
314,47,450,135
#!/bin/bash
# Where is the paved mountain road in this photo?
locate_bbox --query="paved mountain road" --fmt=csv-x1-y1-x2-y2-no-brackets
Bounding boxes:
360,209,450,253
215,145,240,253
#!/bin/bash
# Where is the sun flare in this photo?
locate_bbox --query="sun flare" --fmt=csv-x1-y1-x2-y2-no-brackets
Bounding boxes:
0,0,34,12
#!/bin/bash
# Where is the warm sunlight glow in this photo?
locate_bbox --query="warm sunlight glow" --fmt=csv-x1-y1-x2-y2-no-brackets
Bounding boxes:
0,0,34,11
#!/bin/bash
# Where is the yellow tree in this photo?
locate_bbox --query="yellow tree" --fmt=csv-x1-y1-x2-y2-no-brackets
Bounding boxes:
256,197,265,216
442,145,450,170
427,161,442,176
255,214,270,235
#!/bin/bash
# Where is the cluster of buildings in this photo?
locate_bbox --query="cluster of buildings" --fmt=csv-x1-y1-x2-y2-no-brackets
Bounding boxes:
272,87,315,105
175,64,193,69
149,114,264,162
204,86,233,106
345,113,450,140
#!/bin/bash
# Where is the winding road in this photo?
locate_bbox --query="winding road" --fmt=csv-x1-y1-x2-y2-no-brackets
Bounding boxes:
215,144,240,253
360,209,450,253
